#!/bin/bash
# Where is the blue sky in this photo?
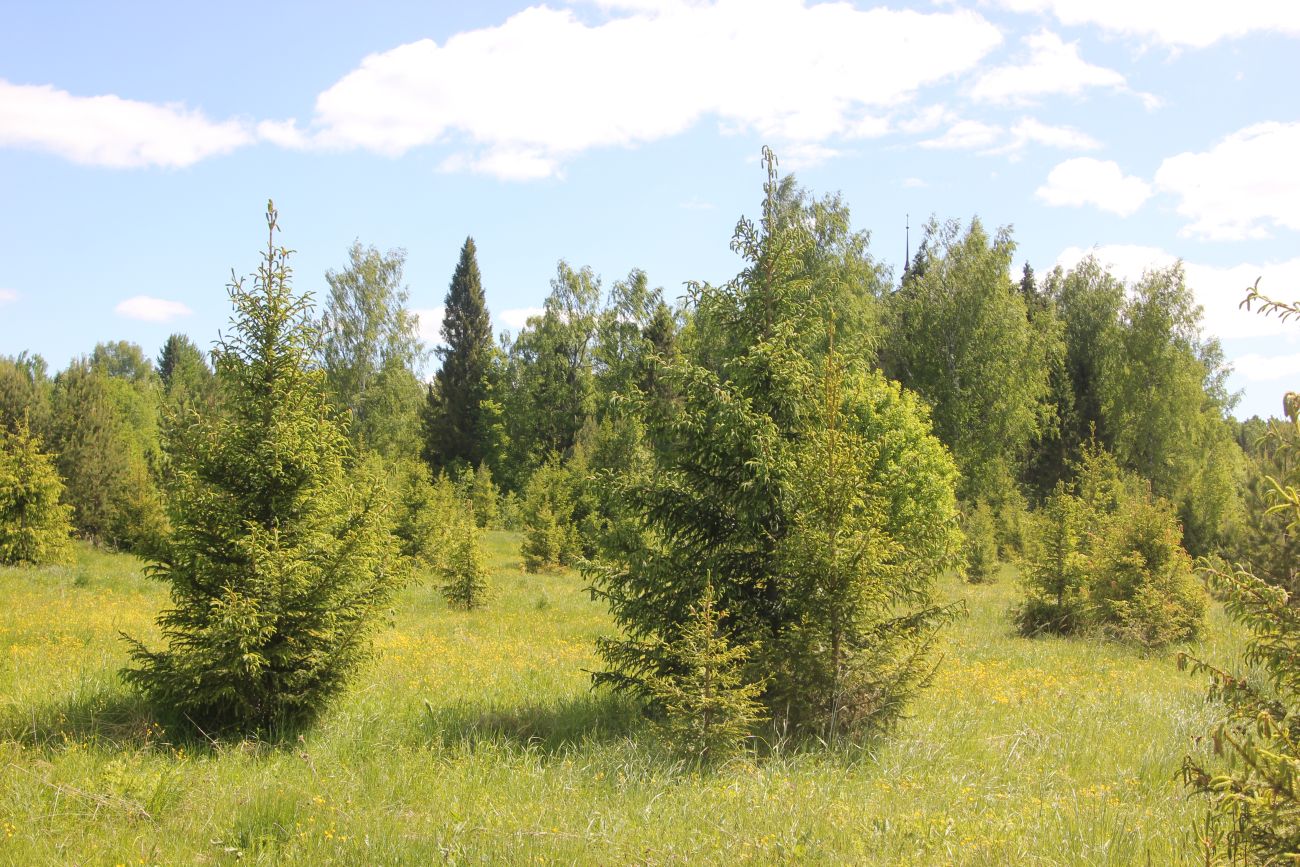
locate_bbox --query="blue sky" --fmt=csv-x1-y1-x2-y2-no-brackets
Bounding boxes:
1,0,1297,419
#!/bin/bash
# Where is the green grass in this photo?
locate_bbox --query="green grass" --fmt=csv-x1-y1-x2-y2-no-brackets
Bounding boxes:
0,540,1243,865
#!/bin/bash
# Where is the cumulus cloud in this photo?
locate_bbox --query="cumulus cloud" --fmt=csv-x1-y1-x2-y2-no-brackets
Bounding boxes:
993,0,1300,48
0,80,253,168
1154,122,1300,241
499,307,545,331
0,288,17,305
1055,244,1300,340
114,296,193,322
1036,158,1151,216
971,30,1140,106
300,1,1002,178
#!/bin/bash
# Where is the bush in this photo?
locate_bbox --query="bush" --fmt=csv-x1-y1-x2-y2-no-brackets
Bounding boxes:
0,421,73,566
961,500,999,583
123,203,402,733
1016,444,1206,646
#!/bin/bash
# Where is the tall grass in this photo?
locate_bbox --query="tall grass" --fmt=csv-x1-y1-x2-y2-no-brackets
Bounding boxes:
0,542,1238,864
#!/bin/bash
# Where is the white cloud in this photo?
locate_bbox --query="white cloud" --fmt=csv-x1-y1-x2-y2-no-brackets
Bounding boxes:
0,288,17,305
1154,122,1300,241
1006,117,1101,151
301,2,1002,179
921,120,1002,150
971,30,1136,106
1036,158,1151,216
0,79,253,168
256,119,311,150
994,0,1300,48
1056,244,1300,340
779,142,842,170
897,105,957,135
413,306,445,345
1234,352,1300,384
114,296,193,323
979,117,1102,158
901,177,928,189
499,307,545,331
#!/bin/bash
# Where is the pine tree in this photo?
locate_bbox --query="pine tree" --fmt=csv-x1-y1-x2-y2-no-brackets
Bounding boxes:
0,420,73,566
469,463,500,529
961,501,1000,584
123,202,402,733
424,237,494,472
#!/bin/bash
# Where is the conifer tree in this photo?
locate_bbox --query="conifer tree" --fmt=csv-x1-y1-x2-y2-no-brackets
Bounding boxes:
440,516,491,610
647,582,765,761
1182,284,1300,862
590,150,962,739
424,237,494,472
0,420,73,566
123,202,401,733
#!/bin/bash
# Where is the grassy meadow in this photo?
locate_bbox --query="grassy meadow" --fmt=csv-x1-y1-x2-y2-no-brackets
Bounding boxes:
0,535,1243,865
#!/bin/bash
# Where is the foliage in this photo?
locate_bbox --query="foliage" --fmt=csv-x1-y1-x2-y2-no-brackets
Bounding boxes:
48,359,166,552
0,352,53,437
439,515,491,610
498,262,600,485
387,458,458,571
590,150,962,739
646,582,765,761
1182,283,1300,864
1017,442,1206,646
424,237,496,472
319,241,425,460
468,463,500,529
881,217,1051,502
520,460,581,572
123,203,402,733
0,420,73,565
961,501,999,584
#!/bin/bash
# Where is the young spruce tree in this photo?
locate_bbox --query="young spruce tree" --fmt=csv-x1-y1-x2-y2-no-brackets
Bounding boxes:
124,202,401,733
590,150,962,740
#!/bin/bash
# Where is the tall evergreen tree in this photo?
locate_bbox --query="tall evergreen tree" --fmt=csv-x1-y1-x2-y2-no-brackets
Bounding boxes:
424,237,495,472
124,203,402,733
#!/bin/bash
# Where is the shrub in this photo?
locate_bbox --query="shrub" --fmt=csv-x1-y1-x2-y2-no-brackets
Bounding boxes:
0,420,73,566
1017,444,1206,646
123,203,402,733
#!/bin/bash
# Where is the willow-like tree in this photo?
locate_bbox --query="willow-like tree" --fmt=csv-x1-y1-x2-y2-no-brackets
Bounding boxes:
590,150,962,740
424,237,495,472
124,203,401,733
